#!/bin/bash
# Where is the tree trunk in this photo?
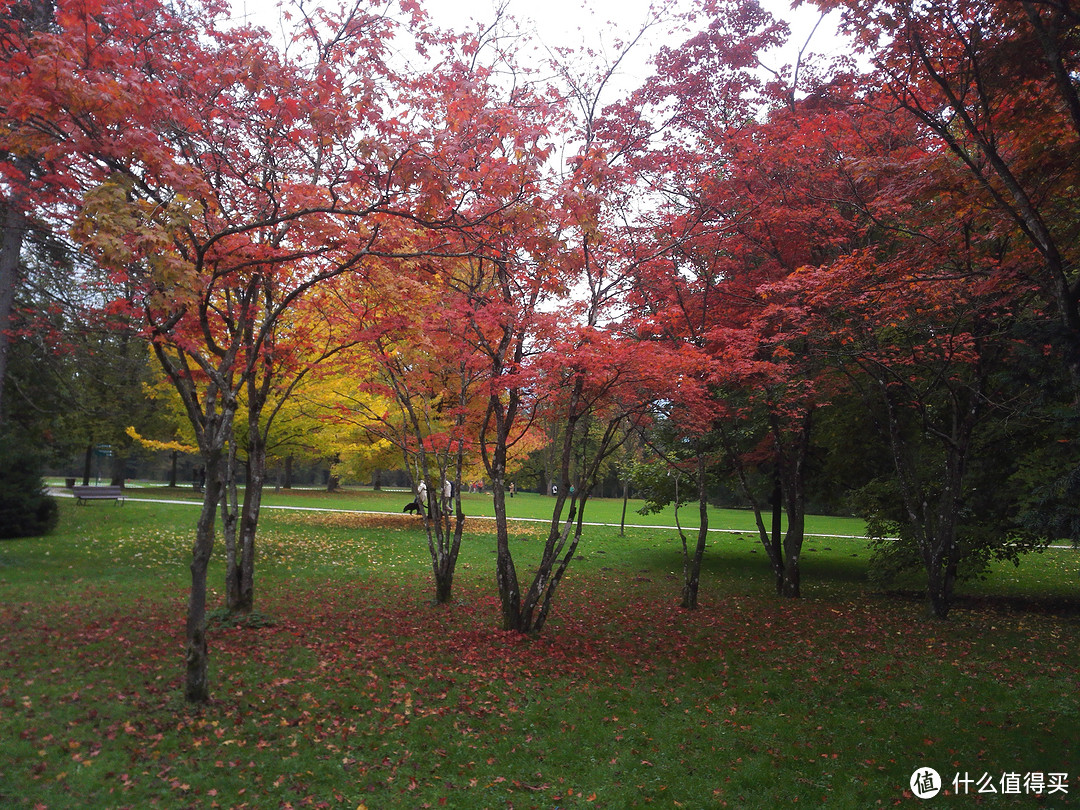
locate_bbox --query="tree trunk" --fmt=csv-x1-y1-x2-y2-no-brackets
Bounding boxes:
82,442,93,486
493,465,521,630
781,512,803,599
720,423,787,590
770,472,783,595
428,468,465,605
681,454,709,609
520,499,573,631
780,489,805,598
430,492,465,607
109,453,125,487
775,410,812,599
921,464,965,620
434,569,453,604
0,181,28,426
169,450,179,487
186,453,223,703
283,454,293,489
235,456,263,615
235,413,267,614
925,549,957,620
221,437,240,613
878,375,974,621
226,415,266,615
531,499,586,633
518,402,583,632
620,479,629,537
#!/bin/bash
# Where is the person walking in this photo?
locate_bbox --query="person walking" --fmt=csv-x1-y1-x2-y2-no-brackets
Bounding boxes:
416,479,428,515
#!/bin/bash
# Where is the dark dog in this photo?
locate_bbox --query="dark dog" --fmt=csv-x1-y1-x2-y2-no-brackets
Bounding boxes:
402,501,421,515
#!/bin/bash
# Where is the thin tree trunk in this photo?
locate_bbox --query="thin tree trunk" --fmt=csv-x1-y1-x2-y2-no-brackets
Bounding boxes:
718,422,786,588
221,436,240,612
109,453,125,487
186,453,223,703
775,410,812,599
236,480,260,614
771,471,783,595
493,460,521,630
82,442,93,486
518,399,583,632
925,548,957,620
434,569,453,604
681,454,709,609
532,497,586,633
0,180,28,425
620,478,629,537
429,447,465,604
522,501,575,631
877,375,975,620
527,410,635,632
921,453,966,619
234,429,266,615
781,510,804,598
431,507,465,605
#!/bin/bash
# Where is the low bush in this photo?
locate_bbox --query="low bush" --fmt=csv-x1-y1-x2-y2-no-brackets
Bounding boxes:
0,433,58,539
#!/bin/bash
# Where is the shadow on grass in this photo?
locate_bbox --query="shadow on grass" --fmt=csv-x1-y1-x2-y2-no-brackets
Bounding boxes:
876,588,1080,618
622,536,871,589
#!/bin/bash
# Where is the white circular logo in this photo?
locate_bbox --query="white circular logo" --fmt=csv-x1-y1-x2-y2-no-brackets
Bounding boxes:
911,767,941,799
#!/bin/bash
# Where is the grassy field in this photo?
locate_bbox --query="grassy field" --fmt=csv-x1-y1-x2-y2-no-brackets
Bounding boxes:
2,490,1078,808
101,483,871,538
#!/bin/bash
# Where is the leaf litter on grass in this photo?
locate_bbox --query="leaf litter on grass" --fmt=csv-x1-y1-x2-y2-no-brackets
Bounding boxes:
3,522,1079,808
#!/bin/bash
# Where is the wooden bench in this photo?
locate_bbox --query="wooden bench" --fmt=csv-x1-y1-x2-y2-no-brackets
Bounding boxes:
72,485,125,505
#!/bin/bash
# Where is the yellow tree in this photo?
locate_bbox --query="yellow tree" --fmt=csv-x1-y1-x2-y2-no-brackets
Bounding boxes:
287,351,402,487
319,257,492,604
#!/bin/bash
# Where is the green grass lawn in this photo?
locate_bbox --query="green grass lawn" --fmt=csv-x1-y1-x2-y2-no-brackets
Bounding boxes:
97,482,871,538
2,492,1078,808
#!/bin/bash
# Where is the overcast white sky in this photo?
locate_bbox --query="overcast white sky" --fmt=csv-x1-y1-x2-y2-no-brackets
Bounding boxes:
422,0,849,78
425,0,840,44
235,0,849,96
